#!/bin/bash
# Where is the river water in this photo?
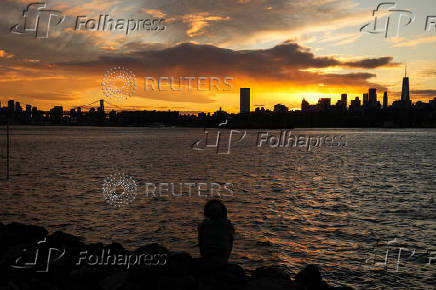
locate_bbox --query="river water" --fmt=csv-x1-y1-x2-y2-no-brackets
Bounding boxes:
0,126,435,288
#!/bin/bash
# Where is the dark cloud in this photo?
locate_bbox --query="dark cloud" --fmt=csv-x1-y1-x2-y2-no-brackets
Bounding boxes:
1,0,433,108
389,90,436,98
419,70,436,77
0,0,362,62
410,89,436,97
344,57,399,69
56,42,393,89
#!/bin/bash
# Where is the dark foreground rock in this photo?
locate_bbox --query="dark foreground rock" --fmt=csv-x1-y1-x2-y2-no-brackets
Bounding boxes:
0,223,354,290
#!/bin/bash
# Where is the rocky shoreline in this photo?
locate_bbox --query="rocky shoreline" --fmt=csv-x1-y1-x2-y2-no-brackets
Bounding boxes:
0,222,354,290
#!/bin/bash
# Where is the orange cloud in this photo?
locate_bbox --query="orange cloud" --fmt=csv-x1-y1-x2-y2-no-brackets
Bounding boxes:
393,36,436,47
143,9,166,18
182,13,230,37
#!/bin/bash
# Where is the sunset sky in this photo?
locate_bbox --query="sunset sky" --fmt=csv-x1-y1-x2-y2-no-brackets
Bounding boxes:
1,0,435,112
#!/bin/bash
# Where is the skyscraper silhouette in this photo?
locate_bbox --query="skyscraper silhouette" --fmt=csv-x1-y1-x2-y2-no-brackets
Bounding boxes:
301,98,310,111
383,91,388,109
240,88,250,114
401,66,410,103
369,88,377,106
99,99,104,112
363,93,369,107
8,100,14,112
341,93,347,108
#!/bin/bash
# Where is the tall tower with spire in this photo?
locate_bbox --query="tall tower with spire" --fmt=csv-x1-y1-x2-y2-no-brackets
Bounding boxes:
401,65,410,103
383,91,388,108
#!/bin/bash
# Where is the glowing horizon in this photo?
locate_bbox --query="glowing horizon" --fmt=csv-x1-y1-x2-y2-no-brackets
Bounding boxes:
1,0,435,113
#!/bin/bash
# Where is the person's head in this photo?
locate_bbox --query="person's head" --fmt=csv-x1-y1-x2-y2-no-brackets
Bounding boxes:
204,199,227,220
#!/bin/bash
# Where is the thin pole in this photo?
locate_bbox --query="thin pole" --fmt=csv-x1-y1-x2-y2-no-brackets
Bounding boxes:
6,121,9,180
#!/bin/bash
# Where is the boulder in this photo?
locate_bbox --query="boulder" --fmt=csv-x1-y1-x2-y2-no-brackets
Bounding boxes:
244,265,299,290
0,222,47,249
0,223,356,290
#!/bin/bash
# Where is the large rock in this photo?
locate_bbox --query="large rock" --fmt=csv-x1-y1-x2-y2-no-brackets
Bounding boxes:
0,223,356,290
166,252,192,275
244,265,301,290
99,271,129,290
294,264,354,290
252,265,292,280
133,243,168,255
47,230,84,248
0,222,47,249
0,223,49,281
188,259,246,290
295,264,322,288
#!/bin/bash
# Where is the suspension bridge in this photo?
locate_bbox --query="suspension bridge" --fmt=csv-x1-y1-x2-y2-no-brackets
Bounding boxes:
67,99,123,114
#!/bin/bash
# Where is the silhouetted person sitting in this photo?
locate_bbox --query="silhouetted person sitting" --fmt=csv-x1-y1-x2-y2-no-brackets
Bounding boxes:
198,200,234,264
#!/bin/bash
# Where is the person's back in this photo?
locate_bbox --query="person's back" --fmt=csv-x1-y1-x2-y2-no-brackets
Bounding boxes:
198,200,234,263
